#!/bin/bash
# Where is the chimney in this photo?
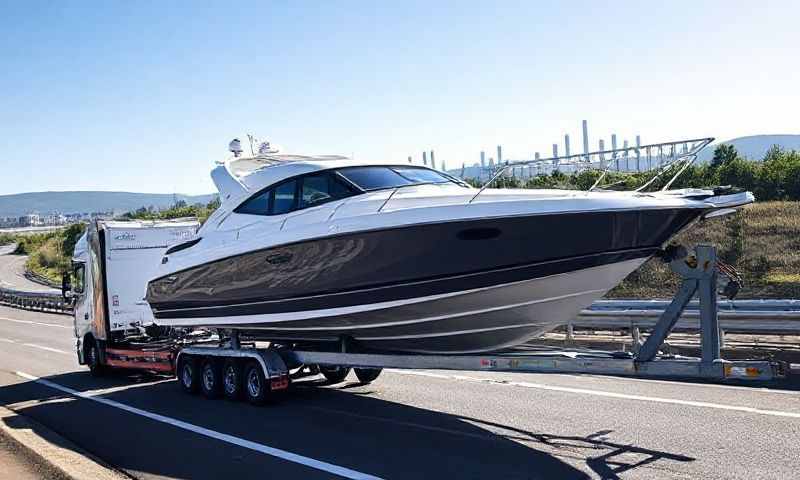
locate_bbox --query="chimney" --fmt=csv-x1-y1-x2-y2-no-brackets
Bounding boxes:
422,151,427,166
565,134,571,157
582,120,590,162
430,150,436,170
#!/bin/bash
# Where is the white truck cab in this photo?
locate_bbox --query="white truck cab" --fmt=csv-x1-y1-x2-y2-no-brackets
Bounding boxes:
68,219,199,370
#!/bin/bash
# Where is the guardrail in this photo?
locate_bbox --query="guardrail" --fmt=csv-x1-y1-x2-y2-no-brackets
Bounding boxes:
573,299,800,335
0,286,72,314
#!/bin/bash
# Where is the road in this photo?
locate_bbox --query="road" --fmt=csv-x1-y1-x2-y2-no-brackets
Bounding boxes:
1,305,799,480
0,245,59,293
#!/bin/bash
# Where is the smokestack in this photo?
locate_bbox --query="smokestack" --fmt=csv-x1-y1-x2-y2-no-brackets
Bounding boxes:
422,151,427,166
441,160,446,171
497,145,503,164
534,152,540,160
430,150,436,170
407,156,412,164
611,134,618,171
480,151,486,168
565,134,571,157
635,135,642,171
582,120,589,161
599,139,605,169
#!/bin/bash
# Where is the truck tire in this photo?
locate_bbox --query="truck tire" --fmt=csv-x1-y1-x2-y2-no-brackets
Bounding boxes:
86,339,106,377
319,365,351,384
200,359,222,399
354,368,382,384
222,359,242,400
243,361,270,405
177,355,200,394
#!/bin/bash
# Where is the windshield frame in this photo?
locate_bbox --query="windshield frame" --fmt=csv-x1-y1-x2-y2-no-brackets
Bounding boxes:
335,165,467,192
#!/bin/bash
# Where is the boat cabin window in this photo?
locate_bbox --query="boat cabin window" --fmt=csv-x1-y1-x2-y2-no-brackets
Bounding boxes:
235,173,357,216
236,189,272,215
300,173,356,208
337,166,456,191
273,180,298,215
391,167,452,184
337,167,414,191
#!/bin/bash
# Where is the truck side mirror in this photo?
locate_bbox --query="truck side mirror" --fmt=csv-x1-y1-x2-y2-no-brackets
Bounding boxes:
61,273,72,301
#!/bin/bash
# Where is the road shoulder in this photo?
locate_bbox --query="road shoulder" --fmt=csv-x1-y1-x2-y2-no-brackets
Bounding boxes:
0,404,129,480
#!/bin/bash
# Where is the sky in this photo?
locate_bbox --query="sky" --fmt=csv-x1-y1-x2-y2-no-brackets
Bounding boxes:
1,0,798,196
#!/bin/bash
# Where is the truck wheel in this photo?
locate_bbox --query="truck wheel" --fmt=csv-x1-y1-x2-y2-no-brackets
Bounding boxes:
200,359,222,399
243,361,270,405
86,339,106,377
222,359,242,400
320,365,351,384
354,368,382,384
177,355,200,394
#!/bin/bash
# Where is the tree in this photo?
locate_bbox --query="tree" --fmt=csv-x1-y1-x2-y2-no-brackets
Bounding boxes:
711,144,738,168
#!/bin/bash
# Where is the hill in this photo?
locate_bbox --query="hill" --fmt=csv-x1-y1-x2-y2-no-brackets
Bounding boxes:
695,134,800,163
0,191,217,217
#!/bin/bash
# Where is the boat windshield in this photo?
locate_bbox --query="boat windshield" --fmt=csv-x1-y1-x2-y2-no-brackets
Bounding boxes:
337,166,455,191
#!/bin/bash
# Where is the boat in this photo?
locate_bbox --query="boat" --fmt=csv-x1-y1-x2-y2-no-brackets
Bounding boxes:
145,138,753,354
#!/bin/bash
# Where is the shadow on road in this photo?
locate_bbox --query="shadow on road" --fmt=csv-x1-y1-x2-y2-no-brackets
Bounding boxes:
0,370,696,480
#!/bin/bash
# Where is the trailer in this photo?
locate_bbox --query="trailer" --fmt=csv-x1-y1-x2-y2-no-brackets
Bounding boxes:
63,221,786,405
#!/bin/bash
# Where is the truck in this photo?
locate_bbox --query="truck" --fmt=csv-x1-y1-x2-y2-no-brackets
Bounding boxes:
67,219,200,375
63,220,785,406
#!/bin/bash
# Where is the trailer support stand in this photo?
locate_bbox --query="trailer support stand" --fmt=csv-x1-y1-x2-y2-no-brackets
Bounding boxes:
636,245,721,365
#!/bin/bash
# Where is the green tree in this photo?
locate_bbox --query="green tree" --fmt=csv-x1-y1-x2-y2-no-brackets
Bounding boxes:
711,144,738,168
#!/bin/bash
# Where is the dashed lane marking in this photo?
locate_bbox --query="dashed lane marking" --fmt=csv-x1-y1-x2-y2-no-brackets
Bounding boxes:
0,317,71,329
21,343,70,355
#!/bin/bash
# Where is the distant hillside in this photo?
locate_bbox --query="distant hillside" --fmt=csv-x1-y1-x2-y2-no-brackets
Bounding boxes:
696,134,800,163
0,191,217,217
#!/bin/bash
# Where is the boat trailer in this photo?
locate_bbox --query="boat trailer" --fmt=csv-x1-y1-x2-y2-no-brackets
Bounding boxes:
284,245,784,381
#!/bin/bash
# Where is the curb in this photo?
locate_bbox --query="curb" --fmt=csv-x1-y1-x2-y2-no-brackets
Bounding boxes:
0,405,130,480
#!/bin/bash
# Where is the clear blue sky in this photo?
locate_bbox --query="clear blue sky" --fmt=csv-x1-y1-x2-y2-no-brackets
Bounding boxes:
1,1,798,195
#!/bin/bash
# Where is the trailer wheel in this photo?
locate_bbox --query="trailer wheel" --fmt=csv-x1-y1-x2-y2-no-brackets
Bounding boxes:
222,359,242,400
319,365,351,384
200,359,223,399
177,355,200,394
243,361,270,405
86,339,106,377
354,368,382,384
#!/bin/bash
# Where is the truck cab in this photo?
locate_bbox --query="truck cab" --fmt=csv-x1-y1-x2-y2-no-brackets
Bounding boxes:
65,219,200,373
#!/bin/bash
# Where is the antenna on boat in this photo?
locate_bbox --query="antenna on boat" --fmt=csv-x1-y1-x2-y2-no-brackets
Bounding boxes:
228,138,243,158
246,134,257,156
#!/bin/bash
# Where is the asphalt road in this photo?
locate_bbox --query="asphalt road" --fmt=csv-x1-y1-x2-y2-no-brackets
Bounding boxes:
0,304,799,480
0,245,59,293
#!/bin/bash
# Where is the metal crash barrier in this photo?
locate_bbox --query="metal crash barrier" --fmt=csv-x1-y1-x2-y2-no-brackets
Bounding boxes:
0,286,72,313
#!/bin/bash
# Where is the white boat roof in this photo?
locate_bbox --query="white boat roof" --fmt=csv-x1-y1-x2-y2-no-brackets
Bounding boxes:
227,153,351,178
215,152,436,204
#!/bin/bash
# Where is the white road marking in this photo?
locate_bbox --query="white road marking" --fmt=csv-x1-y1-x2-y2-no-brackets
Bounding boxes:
21,343,70,355
0,337,16,343
0,317,71,329
575,372,800,396
14,371,383,480
388,370,800,419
